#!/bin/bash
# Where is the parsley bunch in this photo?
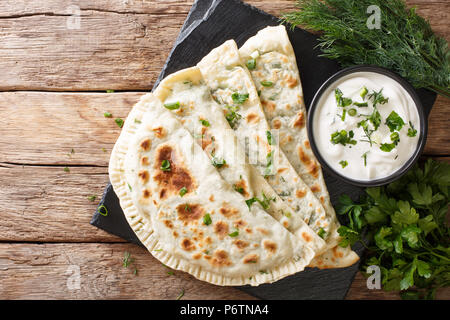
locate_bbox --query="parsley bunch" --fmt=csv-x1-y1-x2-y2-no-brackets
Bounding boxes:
337,159,450,299
283,0,450,98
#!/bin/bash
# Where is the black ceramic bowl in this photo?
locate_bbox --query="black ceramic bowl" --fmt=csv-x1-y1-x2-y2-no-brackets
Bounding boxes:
307,65,428,187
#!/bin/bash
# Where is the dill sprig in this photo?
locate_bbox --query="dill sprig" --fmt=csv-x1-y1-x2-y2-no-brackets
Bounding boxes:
283,0,450,98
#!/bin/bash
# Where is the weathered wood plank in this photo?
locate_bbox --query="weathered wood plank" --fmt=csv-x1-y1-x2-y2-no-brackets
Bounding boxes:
0,243,256,299
1,92,448,168
0,0,447,91
0,164,122,242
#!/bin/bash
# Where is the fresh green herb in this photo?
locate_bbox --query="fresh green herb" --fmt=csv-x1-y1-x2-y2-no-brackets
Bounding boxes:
115,118,124,128
339,160,348,168
63,166,70,173
203,213,212,226
341,109,347,121
122,251,134,268
368,108,382,130
176,289,185,300
231,92,249,105
106,89,114,93
266,131,274,145
407,121,418,137
233,184,244,194
330,130,357,146
335,159,450,299
87,195,97,202
245,192,275,210
335,88,352,107
283,0,450,98
127,183,132,192
264,151,274,176
179,187,187,197
360,86,368,100
211,156,226,168
133,268,138,276
353,102,368,108
184,204,191,212
358,120,376,147
104,112,112,118
390,132,400,144
161,160,171,171
163,102,180,110
386,111,405,132
97,205,108,217
380,143,396,153
199,119,210,127
362,152,368,167
167,271,174,276
246,58,257,70
368,89,389,107
260,81,274,87
318,228,327,239
134,118,141,124
224,105,242,129
228,230,239,237
348,108,357,117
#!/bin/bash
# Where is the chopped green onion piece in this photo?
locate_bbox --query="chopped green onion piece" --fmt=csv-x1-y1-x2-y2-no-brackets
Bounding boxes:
179,187,187,197
341,109,347,121
63,167,70,173
87,195,97,202
348,108,357,117
115,118,124,128
199,119,210,127
103,112,112,118
97,205,108,217
354,102,368,107
339,160,348,168
360,86,368,99
318,228,327,239
106,89,114,93
164,102,181,110
231,92,249,104
203,213,212,226
246,58,256,70
161,160,171,171
266,130,274,145
211,157,226,168
228,230,239,237
260,81,273,87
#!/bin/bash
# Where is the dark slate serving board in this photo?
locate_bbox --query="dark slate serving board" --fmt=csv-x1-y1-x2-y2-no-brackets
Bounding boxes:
91,0,436,300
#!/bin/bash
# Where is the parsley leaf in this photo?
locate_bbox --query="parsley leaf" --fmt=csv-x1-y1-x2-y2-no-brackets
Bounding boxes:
385,111,405,132
231,92,249,104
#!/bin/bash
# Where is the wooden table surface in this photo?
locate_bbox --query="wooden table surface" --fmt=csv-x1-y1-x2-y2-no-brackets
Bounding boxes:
0,0,449,300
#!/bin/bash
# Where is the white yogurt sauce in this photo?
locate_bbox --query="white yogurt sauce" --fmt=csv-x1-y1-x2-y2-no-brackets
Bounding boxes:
313,72,420,181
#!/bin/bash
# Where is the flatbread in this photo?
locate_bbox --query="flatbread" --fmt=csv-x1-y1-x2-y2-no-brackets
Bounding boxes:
239,25,359,268
197,40,332,250
109,93,315,286
153,67,325,254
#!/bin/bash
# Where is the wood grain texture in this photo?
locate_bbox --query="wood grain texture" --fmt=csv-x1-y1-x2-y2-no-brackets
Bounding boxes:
0,0,448,300
0,243,256,300
0,0,447,91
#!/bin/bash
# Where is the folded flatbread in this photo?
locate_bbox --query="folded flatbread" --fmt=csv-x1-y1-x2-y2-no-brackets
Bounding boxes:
239,25,359,268
197,40,332,248
153,67,325,254
109,93,316,286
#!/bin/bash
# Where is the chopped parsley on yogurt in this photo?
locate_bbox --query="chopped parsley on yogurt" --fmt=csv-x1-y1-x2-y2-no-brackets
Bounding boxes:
313,72,420,181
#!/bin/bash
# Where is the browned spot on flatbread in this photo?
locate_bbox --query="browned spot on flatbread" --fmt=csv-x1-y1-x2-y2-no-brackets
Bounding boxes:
272,119,281,129
233,239,249,250
304,140,311,149
246,113,260,124
243,254,259,264
142,189,151,198
298,146,319,178
181,238,196,251
302,232,312,242
263,240,277,253
245,228,252,234
214,221,229,239
277,168,287,173
153,145,195,196
219,203,239,218
286,75,298,88
152,126,166,138
210,250,232,267
320,196,325,204
140,139,151,151
233,219,247,228
141,156,150,166
159,188,166,199
176,204,203,223
332,246,344,258
138,170,149,184
173,231,178,238
256,227,269,235
283,221,289,228
296,189,306,198
261,100,276,112
163,220,173,229
209,195,215,202
311,184,321,193
293,111,305,129
233,179,249,197
192,253,202,260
